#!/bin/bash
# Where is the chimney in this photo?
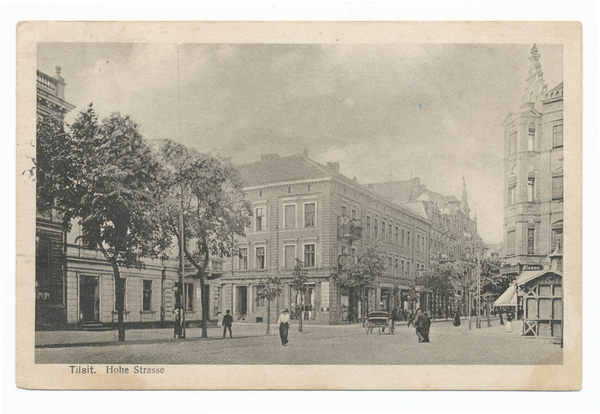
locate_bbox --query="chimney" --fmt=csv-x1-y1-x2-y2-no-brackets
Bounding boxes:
261,154,280,163
303,148,309,157
326,161,340,173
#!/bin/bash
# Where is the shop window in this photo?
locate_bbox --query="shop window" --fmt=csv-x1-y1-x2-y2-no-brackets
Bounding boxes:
304,244,316,267
143,280,152,311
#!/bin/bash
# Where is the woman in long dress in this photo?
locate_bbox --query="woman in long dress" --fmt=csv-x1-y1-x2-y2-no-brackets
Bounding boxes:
453,311,461,327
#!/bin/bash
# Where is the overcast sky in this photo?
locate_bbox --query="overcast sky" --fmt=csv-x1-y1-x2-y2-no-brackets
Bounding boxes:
38,42,562,244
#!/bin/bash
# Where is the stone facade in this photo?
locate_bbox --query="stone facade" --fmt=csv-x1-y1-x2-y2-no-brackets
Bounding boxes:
502,45,563,266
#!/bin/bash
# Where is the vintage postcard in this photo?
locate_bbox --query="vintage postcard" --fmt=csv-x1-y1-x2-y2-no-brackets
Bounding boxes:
16,21,582,390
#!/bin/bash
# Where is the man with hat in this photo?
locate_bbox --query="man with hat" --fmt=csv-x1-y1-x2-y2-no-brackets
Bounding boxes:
222,310,233,338
277,308,290,346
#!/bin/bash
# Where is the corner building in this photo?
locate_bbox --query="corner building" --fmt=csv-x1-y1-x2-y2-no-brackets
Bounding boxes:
218,151,442,325
502,45,563,268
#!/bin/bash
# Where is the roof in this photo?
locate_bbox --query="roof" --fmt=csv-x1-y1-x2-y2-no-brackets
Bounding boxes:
237,154,334,187
516,269,562,286
494,284,517,307
402,201,428,219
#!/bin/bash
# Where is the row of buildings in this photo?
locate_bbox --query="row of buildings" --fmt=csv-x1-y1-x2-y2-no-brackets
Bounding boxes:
35,66,484,330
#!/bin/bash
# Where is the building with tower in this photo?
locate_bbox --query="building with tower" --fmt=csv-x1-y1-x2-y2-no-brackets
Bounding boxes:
501,44,563,269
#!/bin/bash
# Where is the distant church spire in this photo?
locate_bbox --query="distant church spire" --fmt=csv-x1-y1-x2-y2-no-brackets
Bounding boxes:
461,176,470,215
522,43,548,104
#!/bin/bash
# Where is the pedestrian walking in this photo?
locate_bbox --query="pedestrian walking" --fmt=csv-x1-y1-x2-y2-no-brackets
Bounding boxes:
422,311,431,342
414,308,425,342
222,310,233,338
278,308,290,346
453,311,461,327
407,310,415,328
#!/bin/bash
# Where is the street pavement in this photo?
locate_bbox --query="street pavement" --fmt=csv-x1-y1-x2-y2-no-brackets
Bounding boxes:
35,318,562,365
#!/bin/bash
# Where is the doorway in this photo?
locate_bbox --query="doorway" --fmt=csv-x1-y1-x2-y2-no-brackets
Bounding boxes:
236,286,248,320
80,275,100,322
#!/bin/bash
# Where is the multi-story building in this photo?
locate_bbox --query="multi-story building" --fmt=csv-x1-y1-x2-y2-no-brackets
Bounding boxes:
213,150,483,325
502,44,563,269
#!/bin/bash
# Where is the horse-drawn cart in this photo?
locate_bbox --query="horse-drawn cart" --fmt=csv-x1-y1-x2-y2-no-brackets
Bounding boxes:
365,311,394,334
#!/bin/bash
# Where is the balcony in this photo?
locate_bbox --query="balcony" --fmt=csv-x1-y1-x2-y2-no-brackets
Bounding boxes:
338,217,362,241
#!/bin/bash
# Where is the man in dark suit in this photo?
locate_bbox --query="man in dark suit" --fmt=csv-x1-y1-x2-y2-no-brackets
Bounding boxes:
222,310,233,338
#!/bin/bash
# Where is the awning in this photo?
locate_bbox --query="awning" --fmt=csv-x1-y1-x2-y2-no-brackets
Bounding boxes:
515,270,544,286
494,284,517,307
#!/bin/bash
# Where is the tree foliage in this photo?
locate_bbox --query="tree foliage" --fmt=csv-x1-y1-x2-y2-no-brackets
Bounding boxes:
36,105,168,341
156,140,252,338
333,241,386,290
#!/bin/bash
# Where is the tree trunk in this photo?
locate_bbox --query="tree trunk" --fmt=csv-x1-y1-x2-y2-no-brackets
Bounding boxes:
486,301,491,327
111,262,126,342
298,291,303,332
269,299,273,334
499,308,504,325
199,270,208,338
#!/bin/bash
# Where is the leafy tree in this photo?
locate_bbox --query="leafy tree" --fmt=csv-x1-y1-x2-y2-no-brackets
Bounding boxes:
37,105,169,341
419,261,456,319
290,259,308,332
333,241,386,322
156,140,252,338
255,277,283,334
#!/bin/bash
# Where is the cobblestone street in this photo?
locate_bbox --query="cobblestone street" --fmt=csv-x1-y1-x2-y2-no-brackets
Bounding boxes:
36,319,562,365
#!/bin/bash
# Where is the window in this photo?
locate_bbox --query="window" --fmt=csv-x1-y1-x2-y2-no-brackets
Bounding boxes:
528,124,535,151
508,131,517,155
255,286,265,308
395,227,399,245
284,245,296,268
304,203,316,227
551,224,563,252
304,244,315,267
401,260,405,278
341,205,347,216
175,282,194,311
417,235,420,251
256,247,265,269
395,259,399,277
239,248,248,270
508,184,517,205
255,207,265,231
507,230,516,255
402,229,405,247
366,216,371,237
374,219,378,239
527,175,535,202
407,231,411,248
381,221,386,241
284,204,296,229
552,124,563,148
552,174,563,201
388,258,393,276
407,262,411,278
352,209,357,219
527,228,535,255
143,280,152,311
388,224,392,243
114,278,126,311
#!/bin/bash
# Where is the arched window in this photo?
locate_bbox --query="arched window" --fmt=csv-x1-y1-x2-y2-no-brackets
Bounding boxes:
527,171,536,202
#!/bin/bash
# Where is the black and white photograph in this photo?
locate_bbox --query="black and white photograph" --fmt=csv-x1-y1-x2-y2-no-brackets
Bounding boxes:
16,21,582,391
